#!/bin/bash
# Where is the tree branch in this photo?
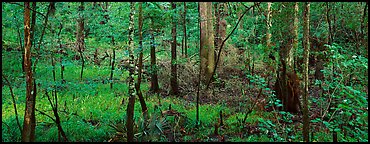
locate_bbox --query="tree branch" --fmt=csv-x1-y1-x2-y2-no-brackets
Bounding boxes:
2,74,22,134
206,2,260,89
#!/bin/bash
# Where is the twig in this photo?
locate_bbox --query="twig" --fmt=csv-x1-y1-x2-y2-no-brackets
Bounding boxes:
36,108,56,122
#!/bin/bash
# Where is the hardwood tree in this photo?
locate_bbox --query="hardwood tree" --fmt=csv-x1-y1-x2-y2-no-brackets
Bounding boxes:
126,2,136,142
182,2,187,57
302,2,310,142
77,2,85,80
21,2,36,142
274,2,301,113
214,2,227,65
266,2,272,50
170,2,179,95
135,2,148,123
199,2,215,82
150,17,160,93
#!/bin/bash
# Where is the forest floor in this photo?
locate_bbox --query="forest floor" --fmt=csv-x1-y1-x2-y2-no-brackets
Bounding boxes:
2,49,365,142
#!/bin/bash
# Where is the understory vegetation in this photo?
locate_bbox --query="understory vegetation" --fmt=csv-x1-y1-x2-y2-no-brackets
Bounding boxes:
2,2,368,142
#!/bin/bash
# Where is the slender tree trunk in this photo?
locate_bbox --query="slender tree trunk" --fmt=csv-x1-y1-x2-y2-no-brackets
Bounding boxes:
184,2,188,58
2,75,22,134
326,2,332,45
266,2,272,50
126,2,136,142
361,2,368,54
22,2,36,142
196,2,202,126
51,59,68,142
302,2,310,142
110,49,115,89
77,2,85,80
136,2,148,120
170,2,179,95
287,2,299,69
150,18,159,93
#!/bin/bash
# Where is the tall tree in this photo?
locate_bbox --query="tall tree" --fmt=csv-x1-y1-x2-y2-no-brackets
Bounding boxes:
22,2,36,142
274,2,301,113
287,2,299,69
77,2,85,80
199,2,215,82
302,2,310,142
30,2,36,49
215,2,227,57
136,2,148,123
126,2,136,142
150,17,159,93
170,2,179,95
266,2,272,50
183,2,187,58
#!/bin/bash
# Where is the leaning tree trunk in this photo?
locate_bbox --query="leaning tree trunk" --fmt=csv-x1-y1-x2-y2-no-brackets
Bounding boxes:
126,2,136,142
22,2,36,142
302,2,310,142
170,2,179,95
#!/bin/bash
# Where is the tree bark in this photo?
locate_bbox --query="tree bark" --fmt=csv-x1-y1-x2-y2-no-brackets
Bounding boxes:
150,18,159,93
170,2,179,95
126,2,136,142
287,2,299,69
266,2,272,49
302,2,310,142
136,2,148,121
22,2,36,142
110,49,115,89
30,2,36,48
199,2,215,83
77,2,85,80
183,2,188,58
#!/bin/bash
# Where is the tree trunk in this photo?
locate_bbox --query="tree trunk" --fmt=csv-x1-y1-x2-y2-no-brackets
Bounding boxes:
110,49,115,89
136,2,148,121
184,2,188,58
199,2,215,82
170,2,179,95
22,2,36,142
150,18,159,93
302,2,310,142
266,2,272,50
126,2,136,142
30,2,36,49
274,2,301,113
77,2,85,80
288,2,299,69
196,2,202,126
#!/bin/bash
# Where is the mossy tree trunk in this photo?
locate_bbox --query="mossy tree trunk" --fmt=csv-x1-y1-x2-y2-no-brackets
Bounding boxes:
302,2,310,142
126,2,136,142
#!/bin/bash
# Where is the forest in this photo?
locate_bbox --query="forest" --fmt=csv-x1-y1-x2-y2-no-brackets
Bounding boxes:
1,2,368,142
